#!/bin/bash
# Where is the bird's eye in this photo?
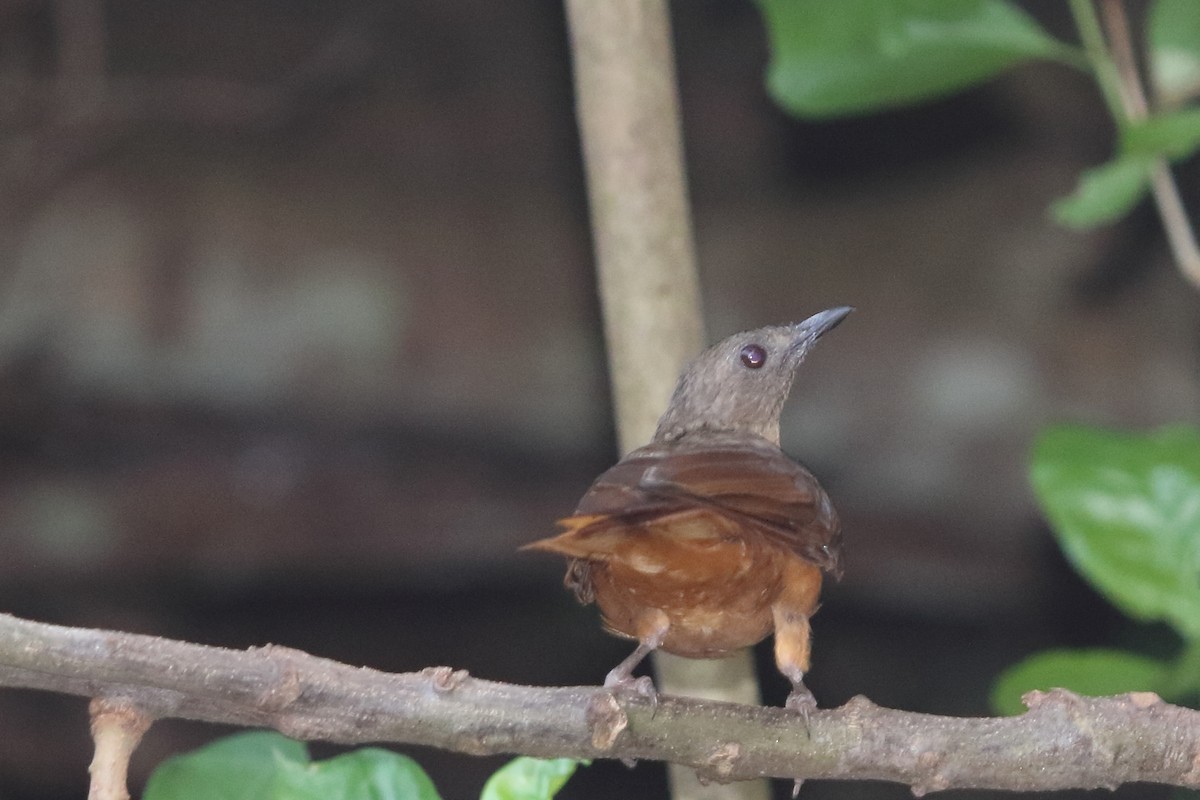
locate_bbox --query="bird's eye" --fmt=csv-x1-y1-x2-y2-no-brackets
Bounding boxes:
739,343,767,369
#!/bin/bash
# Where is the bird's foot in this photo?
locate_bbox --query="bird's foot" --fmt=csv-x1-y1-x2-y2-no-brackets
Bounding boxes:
603,669,659,717
786,685,817,733
785,684,815,791
601,622,667,711
604,671,657,698
785,686,816,713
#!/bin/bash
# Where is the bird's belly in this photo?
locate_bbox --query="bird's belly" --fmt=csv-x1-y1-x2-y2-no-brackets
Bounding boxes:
657,605,775,657
591,529,784,658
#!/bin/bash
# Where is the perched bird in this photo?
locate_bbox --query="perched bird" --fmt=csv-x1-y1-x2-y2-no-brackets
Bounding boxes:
525,307,850,714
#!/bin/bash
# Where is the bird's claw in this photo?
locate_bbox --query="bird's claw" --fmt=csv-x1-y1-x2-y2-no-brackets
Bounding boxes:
786,687,817,733
785,687,816,788
604,673,659,714
605,672,657,696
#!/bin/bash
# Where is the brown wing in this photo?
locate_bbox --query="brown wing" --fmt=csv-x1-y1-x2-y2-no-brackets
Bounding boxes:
572,438,843,578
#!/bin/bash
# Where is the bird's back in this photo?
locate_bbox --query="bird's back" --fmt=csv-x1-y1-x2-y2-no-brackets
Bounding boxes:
525,432,841,656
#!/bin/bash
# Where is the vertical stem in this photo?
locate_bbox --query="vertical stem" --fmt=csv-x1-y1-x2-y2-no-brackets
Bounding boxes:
1096,0,1146,116
564,0,704,452
1069,0,1127,121
1146,162,1200,288
563,3,768,798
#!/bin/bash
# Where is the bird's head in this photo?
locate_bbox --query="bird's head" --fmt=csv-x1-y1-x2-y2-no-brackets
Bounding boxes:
653,306,853,445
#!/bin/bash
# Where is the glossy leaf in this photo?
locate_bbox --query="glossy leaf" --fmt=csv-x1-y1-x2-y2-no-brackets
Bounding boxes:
1052,108,1200,230
1121,108,1200,161
276,748,441,800
759,0,1080,118
1050,155,1151,228
1031,425,1200,639
1149,0,1200,108
144,732,442,800
991,648,1170,715
144,732,307,800
480,758,584,800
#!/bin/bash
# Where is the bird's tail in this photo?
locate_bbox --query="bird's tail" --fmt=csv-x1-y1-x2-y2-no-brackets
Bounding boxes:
519,514,621,558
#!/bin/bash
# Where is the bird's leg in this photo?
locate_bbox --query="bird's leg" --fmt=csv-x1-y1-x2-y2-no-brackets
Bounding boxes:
773,604,817,723
603,642,657,697
773,560,823,724
774,602,816,798
604,609,669,699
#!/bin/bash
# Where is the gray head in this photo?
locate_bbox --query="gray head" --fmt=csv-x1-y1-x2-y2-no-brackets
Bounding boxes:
653,306,852,445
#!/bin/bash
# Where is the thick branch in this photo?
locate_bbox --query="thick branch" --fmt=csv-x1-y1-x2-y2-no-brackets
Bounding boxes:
2,613,1200,792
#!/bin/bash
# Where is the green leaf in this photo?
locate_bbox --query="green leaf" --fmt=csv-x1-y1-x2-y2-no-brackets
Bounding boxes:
758,0,1081,118
1049,155,1152,228
1122,108,1200,161
1164,640,1200,699
276,748,442,800
1149,0,1200,108
144,732,308,800
480,758,584,800
1051,109,1200,231
991,648,1171,715
1031,425,1200,639
145,732,442,800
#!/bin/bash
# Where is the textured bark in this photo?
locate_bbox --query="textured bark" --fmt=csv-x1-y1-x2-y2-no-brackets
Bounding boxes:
3,613,1200,792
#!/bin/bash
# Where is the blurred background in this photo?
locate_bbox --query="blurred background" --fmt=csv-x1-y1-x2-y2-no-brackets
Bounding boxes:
0,1,1196,798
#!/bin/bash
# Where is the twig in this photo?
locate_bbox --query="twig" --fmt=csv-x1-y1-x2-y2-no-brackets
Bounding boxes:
1071,0,1200,288
1098,0,1200,289
2,613,1200,792
1070,0,1128,120
1096,0,1145,116
87,697,152,800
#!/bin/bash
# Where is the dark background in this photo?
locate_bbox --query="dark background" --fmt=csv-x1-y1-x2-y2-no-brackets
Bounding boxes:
0,1,1195,798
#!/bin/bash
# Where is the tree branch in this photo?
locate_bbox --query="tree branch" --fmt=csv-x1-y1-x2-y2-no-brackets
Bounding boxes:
3,612,1200,793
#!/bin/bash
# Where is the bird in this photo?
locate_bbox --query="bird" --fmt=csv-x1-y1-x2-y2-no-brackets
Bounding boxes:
524,306,851,715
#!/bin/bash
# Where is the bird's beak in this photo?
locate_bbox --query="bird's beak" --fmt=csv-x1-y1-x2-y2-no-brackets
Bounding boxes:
791,306,853,349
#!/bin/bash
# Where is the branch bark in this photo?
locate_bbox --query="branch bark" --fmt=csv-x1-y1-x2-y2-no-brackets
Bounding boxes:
3,612,1200,793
